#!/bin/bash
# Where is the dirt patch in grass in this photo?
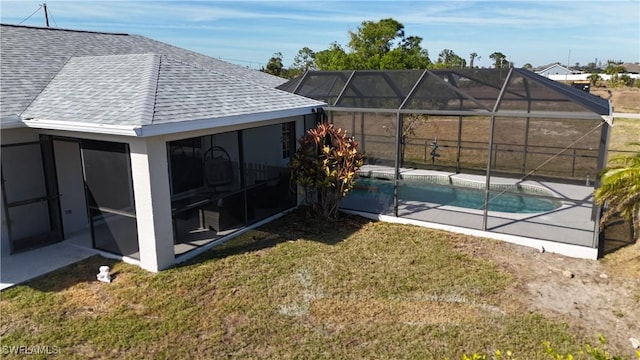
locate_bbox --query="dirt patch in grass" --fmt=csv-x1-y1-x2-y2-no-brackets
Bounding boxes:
309,298,485,325
592,87,640,113
451,235,640,357
58,283,112,318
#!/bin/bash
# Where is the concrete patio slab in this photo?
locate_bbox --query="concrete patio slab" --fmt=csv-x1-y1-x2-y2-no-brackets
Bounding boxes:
1,233,97,290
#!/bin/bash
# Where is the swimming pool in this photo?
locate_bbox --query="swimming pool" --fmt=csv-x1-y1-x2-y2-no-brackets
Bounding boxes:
348,178,562,214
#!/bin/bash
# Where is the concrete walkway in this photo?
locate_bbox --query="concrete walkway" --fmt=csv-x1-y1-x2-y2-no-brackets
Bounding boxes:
1,233,96,290
613,112,640,119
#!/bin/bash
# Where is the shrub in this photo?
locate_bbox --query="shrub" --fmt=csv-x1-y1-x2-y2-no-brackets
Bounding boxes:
290,123,365,219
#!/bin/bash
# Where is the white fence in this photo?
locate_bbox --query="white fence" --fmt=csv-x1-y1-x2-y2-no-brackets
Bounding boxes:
547,73,640,81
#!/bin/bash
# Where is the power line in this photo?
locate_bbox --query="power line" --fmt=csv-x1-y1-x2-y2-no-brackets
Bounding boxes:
18,4,42,25
46,5,59,27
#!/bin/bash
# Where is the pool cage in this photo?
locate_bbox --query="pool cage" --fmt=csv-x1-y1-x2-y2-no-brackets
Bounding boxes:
279,68,613,257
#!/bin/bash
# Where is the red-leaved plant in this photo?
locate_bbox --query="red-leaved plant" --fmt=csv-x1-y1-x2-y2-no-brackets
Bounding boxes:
290,123,365,219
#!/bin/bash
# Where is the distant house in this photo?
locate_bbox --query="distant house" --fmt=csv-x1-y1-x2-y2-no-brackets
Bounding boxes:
535,63,582,77
0,24,325,273
620,62,640,74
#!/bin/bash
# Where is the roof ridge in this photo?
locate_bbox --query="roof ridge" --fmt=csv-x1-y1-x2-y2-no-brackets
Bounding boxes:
136,36,284,87
0,23,128,36
150,55,162,125
20,56,72,119
159,54,276,90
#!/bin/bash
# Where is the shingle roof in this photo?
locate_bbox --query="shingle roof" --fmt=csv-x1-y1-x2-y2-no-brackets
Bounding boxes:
23,54,158,125
152,56,324,124
0,25,308,129
621,62,640,74
22,53,325,127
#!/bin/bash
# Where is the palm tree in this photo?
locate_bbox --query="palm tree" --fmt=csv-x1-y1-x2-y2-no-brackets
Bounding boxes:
587,73,602,87
595,150,640,240
469,52,479,68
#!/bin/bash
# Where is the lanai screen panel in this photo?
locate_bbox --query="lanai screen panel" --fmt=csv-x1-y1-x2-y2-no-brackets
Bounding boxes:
403,69,507,111
281,71,351,105
335,70,422,108
498,72,594,114
517,117,601,180
442,69,509,108
331,111,398,168
285,69,610,183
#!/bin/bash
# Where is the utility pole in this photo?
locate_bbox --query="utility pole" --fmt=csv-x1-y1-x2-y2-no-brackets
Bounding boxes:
566,50,571,82
43,2,49,27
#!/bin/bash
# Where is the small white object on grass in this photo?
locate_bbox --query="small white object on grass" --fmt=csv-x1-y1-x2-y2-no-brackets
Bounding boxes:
97,266,111,283
630,337,639,349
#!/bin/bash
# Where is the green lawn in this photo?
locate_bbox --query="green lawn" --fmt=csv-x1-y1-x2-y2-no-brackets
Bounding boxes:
0,211,619,359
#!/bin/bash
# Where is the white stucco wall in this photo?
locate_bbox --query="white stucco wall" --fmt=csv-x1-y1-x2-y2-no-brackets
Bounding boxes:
53,140,89,238
128,137,175,272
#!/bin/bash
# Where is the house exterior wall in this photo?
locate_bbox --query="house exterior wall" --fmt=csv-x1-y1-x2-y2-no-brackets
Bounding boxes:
53,140,89,238
129,137,174,272
537,65,573,77
4,113,312,271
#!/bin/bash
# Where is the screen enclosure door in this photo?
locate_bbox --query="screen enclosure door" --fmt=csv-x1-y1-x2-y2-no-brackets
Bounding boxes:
1,137,63,253
81,140,139,259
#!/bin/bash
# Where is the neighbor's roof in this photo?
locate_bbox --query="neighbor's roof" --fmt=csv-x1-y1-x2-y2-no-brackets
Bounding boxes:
1,24,322,136
534,63,574,74
621,62,640,74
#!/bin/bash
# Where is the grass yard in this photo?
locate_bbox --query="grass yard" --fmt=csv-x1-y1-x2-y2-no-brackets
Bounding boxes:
1,211,635,359
609,118,640,157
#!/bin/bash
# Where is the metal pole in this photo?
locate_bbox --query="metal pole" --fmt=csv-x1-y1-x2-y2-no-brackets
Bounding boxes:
592,119,611,249
360,112,365,153
482,68,514,231
522,78,531,176
43,2,49,27
456,116,462,173
393,112,403,217
522,117,530,175
351,112,356,136
571,148,577,177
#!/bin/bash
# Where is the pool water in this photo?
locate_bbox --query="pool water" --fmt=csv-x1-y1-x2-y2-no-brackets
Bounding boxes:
349,178,561,214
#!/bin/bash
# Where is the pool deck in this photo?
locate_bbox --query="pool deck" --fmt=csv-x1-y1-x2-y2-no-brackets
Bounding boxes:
343,165,598,257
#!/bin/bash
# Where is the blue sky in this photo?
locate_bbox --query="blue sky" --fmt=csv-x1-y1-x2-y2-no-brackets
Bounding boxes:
1,0,638,69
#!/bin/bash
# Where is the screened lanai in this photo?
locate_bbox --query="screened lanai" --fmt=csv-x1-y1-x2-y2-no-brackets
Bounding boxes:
279,68,613,257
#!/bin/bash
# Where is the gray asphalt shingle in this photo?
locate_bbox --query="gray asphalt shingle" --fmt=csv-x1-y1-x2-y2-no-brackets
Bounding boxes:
1,24,297,126
152,56,324,124
21,53,324,126
23,54,158,125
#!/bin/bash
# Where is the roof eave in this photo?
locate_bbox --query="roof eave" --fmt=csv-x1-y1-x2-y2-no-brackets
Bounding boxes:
138,106,323,137
20,106,323,137
22,118,140,136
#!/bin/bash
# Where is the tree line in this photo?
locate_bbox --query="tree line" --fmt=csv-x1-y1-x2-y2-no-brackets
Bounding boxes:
261,18,509,79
